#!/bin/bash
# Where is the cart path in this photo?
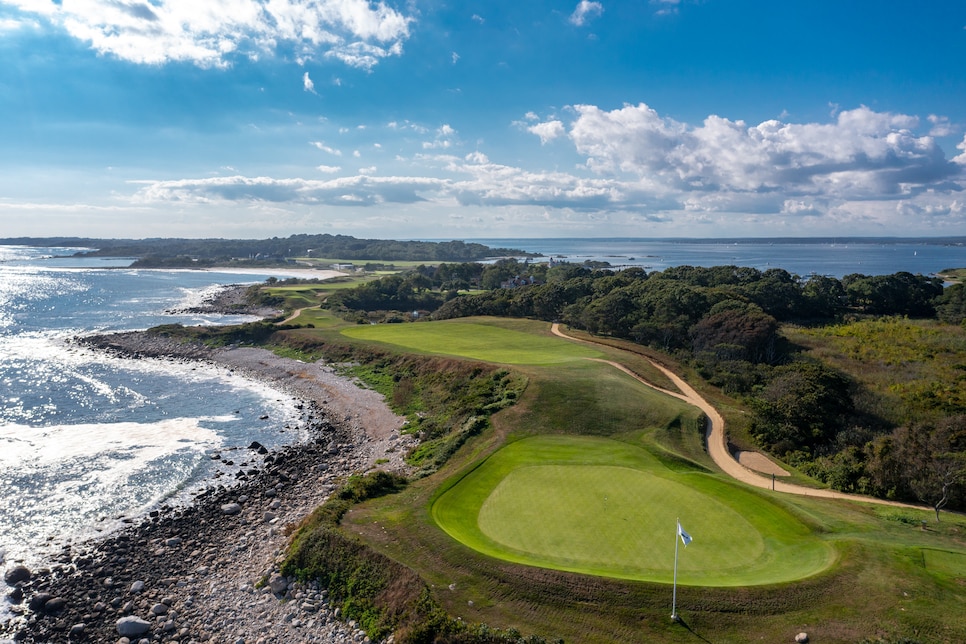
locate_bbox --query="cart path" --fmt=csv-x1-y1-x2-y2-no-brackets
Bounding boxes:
550,323,921,509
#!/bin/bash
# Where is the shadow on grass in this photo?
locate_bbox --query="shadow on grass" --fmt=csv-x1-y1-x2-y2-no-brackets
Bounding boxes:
674,615,714,643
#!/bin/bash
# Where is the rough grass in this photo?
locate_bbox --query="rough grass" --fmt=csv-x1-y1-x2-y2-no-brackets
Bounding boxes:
784,317,966,423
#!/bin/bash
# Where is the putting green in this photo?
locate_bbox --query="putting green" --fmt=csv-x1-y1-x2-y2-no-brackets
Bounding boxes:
433,435,835,586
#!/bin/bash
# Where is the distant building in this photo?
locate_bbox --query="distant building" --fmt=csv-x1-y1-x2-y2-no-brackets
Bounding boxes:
500,275,540,289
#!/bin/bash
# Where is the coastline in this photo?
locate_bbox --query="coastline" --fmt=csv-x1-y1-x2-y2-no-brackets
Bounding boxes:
2,329,412,643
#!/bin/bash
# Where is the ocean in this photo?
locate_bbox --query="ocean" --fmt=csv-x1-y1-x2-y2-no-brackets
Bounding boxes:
1,238,964,580
0,246,311,579
470,237,966,278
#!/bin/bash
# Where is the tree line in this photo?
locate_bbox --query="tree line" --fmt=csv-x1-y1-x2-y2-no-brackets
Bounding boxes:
0,234,531,263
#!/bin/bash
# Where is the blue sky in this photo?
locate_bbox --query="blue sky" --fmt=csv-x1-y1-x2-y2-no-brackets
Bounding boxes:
2,1,965,240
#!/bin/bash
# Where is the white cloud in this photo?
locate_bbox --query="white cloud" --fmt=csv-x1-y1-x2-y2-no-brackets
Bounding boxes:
133,174,444,206
566,103,962,202
114,103,965,236
927,114,955,137
310,141,341,156
955,135,966,165
528,120,565,144
650,0,681,16
422,124,457,149
5,0,414,69
569,1,603,26
303,72,316,93
451,51,459,64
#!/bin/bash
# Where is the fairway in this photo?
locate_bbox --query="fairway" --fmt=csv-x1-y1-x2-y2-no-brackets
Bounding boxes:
433,435,834,586
341,318,603,365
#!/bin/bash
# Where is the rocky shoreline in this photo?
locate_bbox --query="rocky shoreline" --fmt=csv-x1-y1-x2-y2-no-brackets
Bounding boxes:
2,329,413,644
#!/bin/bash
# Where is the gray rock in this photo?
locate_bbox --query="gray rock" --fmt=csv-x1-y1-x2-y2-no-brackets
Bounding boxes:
27,591,52,612
151,602,169,615
42,596,67,614
795,634,809,644
69,623,86,637
165,536,182,547
221,503,242,515
269,575,288,594
116,615,152,637
4,565,31,586
130,580,145,594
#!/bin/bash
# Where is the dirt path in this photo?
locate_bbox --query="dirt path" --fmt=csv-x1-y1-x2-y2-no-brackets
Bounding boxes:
550,323,921,510
279,306,308,324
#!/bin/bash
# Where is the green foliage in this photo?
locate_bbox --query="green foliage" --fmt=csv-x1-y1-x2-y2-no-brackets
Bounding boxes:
750,361,854,456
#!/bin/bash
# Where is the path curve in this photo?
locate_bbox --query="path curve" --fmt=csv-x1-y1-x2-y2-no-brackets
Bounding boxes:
551,324,921,509
279,306,309,324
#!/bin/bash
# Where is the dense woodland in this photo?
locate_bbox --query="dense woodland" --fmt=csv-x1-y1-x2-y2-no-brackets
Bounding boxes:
326,259,966,516
0,234,529,264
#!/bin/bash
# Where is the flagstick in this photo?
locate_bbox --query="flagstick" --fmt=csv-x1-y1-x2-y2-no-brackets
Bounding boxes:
671,518,680,621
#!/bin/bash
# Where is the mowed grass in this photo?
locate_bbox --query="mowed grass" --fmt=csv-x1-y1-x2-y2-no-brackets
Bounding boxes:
433,435,834,586
341,318,604,365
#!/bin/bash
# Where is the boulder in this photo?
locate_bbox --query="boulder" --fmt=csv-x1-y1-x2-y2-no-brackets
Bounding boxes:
4,565,31,586
27,592,53,612
269,575,288,594
42,596,67,614
116,615,152,637
221,503,242,516
795,633,809,644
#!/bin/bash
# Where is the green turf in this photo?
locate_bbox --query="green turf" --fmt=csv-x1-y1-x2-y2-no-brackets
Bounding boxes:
432,434,834,586
341,318,604,365
922,548,966,576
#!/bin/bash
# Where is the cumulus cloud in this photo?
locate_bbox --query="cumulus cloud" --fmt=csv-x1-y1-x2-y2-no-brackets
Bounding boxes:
4,0,413,68
528,120,565,144
557,103,963,202
127,103,965,234
303,72,316,93
569,1,603,26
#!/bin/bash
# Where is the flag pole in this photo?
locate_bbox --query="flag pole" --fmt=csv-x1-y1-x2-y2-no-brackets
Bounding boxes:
671,518,680,621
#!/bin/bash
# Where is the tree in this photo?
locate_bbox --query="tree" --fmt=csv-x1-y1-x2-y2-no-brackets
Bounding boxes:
895,416,966,522
689,301,779,363
936,283,966,325
751,361,854,456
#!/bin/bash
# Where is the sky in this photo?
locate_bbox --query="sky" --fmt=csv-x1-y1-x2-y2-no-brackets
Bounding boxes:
1,1,965,240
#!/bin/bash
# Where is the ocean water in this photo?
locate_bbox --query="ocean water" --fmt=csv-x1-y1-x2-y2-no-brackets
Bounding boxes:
469,237,966,278
0,246,309,576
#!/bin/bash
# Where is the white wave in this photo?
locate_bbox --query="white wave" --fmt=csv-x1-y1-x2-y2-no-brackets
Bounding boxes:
0,418,224,469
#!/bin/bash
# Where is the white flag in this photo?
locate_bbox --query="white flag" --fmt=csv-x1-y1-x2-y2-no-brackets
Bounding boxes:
677,521,692,547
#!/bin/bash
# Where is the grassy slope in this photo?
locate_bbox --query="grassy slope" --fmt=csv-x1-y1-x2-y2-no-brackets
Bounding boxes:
253,283,966,643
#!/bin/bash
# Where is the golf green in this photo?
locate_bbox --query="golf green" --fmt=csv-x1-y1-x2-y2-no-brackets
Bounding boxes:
433,435,835,586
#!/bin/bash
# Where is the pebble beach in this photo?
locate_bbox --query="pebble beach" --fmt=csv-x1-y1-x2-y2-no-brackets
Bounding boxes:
2,326,414,643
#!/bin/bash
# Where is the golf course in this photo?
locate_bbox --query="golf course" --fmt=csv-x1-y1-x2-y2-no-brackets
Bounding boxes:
280,309,966,642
